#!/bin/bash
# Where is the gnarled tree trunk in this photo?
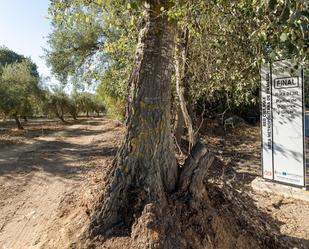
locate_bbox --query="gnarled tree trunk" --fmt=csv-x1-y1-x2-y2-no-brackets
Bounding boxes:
90,3,178,247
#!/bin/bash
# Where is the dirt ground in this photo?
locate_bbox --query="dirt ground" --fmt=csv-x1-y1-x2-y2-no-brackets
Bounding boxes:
0,117,308,249
0,118,124,249
204,120,309,248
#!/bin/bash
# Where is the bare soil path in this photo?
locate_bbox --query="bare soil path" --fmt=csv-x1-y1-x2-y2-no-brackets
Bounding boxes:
0,118,122,249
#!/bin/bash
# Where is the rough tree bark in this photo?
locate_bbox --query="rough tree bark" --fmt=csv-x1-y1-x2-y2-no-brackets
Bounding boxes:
90,2,178,246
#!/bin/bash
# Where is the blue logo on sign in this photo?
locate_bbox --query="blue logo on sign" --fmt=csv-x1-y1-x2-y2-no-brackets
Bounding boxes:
283,172,287,176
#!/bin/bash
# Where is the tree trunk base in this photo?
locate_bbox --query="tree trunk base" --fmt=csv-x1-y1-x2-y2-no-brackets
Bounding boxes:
85,140,294,249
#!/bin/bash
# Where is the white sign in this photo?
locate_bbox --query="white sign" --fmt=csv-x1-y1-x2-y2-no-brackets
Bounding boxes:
261,60,305,187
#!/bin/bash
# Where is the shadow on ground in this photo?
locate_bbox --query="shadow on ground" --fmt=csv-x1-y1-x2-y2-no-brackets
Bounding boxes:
0,119,119,180
199,119,309,248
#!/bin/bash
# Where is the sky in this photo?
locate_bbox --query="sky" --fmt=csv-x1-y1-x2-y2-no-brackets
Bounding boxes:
0,0,54,83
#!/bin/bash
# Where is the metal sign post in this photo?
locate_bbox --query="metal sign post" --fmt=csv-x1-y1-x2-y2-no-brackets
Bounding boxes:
261,60,305,187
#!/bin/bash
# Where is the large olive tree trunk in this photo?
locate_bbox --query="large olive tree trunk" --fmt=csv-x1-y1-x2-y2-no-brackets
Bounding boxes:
89,3,215,248
90,2,178,246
